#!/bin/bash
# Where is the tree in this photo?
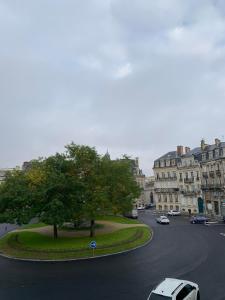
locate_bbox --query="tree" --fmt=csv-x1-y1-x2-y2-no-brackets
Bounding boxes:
66,143,141,237
0,169,36,225
34,154,81,239
66,143,107,237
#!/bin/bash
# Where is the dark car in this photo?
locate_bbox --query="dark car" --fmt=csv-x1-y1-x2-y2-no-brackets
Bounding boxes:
145,203,155,209
190,215,208,224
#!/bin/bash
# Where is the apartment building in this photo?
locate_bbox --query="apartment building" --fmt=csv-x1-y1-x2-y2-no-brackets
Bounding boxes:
200,139,225,217
177,147,202,214
153,148,181,212
153,138,225,217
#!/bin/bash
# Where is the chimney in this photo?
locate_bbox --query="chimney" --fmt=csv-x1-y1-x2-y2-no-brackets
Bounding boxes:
201,139,205,150
185,147,190,154
215,138,221,146
177,145,183,156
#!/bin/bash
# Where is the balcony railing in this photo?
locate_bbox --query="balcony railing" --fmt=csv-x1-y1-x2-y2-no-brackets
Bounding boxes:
156,177,177,182
181,190,199,196
184,178,194,184
155,188,179,193
201,183,223,190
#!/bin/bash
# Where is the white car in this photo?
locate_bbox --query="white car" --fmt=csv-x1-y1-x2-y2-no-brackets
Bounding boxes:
156,216,170,224
137,205,145,210
147,278,200,300
167,210,181,216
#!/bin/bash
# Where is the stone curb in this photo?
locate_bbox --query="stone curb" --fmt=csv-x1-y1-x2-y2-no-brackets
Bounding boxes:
0,228,154,263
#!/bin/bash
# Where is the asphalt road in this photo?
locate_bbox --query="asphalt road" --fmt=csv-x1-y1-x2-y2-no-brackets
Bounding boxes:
0,211,225,300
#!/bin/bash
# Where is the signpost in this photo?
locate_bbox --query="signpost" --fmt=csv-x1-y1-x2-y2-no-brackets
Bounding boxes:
89,241,97,257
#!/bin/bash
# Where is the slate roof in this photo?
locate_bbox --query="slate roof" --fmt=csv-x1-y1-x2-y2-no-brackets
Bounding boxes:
156,151,178,161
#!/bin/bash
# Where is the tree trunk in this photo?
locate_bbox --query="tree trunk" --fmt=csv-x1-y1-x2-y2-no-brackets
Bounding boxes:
53,224,58,239
90,219,95,237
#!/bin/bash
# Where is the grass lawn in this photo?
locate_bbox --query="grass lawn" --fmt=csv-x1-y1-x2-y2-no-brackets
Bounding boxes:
22,223,47,229
96,215,140,224
0,219,151,260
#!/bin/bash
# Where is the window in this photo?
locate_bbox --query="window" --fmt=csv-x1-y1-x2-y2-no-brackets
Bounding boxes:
176,284,195,300
158,205,162,211
176,206,179,211
158,195,161,202
164,195,167,203
169,194,173,202
164,205,168,211
170,205,173,210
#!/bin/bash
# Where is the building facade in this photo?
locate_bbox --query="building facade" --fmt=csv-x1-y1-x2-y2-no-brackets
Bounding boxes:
200,139,225,217
153,139,225,218
153,148,181,212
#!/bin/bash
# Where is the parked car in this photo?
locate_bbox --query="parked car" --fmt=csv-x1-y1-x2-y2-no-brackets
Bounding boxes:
167,210,181,216
147,278,200,300
123,209,138,219
190,215,208,224
145,203,155,209
137,205,145,210
156,216,170,224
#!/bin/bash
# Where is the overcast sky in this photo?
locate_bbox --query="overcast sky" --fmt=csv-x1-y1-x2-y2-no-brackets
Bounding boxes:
1,0,225,175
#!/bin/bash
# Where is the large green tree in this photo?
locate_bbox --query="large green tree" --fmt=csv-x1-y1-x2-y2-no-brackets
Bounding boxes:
0,143,141,239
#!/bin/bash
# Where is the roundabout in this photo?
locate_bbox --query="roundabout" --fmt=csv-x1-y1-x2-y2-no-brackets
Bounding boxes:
0,211,224,300
0,216,151,261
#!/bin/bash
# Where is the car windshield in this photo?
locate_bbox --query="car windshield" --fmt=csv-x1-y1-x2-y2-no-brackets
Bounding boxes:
149,293,172,300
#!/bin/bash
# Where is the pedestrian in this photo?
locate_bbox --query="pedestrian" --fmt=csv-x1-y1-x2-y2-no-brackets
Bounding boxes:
5,225,7,231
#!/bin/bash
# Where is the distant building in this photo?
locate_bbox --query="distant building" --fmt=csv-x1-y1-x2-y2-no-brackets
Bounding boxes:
153,148,181,212
199,139,225,217
153,138,225,218
0,168,14,184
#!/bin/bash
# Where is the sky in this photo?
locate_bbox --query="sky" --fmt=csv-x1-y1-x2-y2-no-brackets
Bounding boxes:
1,0,225,175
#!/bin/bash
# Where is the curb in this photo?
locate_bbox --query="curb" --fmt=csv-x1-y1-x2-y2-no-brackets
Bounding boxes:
0,228,154,263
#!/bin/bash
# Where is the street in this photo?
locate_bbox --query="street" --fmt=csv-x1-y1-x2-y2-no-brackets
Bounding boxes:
0,211,225,300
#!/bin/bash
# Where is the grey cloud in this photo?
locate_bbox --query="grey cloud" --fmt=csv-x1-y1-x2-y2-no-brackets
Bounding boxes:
0,0,225,175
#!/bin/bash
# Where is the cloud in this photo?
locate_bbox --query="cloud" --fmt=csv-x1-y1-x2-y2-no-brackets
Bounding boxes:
0,0,225,175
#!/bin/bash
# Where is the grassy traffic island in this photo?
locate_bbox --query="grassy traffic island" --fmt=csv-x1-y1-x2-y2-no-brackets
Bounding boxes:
0,216,151,261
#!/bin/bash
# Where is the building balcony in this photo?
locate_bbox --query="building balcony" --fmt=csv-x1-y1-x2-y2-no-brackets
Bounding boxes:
156,177,177,182
155,188,179,193
201,183,223,191
184,178,194,184
181,190,198,197
216,170,221,176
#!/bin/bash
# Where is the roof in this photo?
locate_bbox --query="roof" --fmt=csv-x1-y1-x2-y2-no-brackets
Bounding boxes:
155,151,179,162
182,147,201,158
153,278,184,296
203,142,225,152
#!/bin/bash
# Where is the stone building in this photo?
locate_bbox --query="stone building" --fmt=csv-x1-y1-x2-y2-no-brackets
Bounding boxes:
153,139,225,217
144,176,155,206
0,168,14,184
200,139,225,217
153,148,181,212
177,147,202,214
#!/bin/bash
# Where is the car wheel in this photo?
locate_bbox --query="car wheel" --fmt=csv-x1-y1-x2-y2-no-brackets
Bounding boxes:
197,291,200,300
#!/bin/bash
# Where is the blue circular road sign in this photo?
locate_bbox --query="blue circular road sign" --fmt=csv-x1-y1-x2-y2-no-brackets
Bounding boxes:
90,241,97,249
